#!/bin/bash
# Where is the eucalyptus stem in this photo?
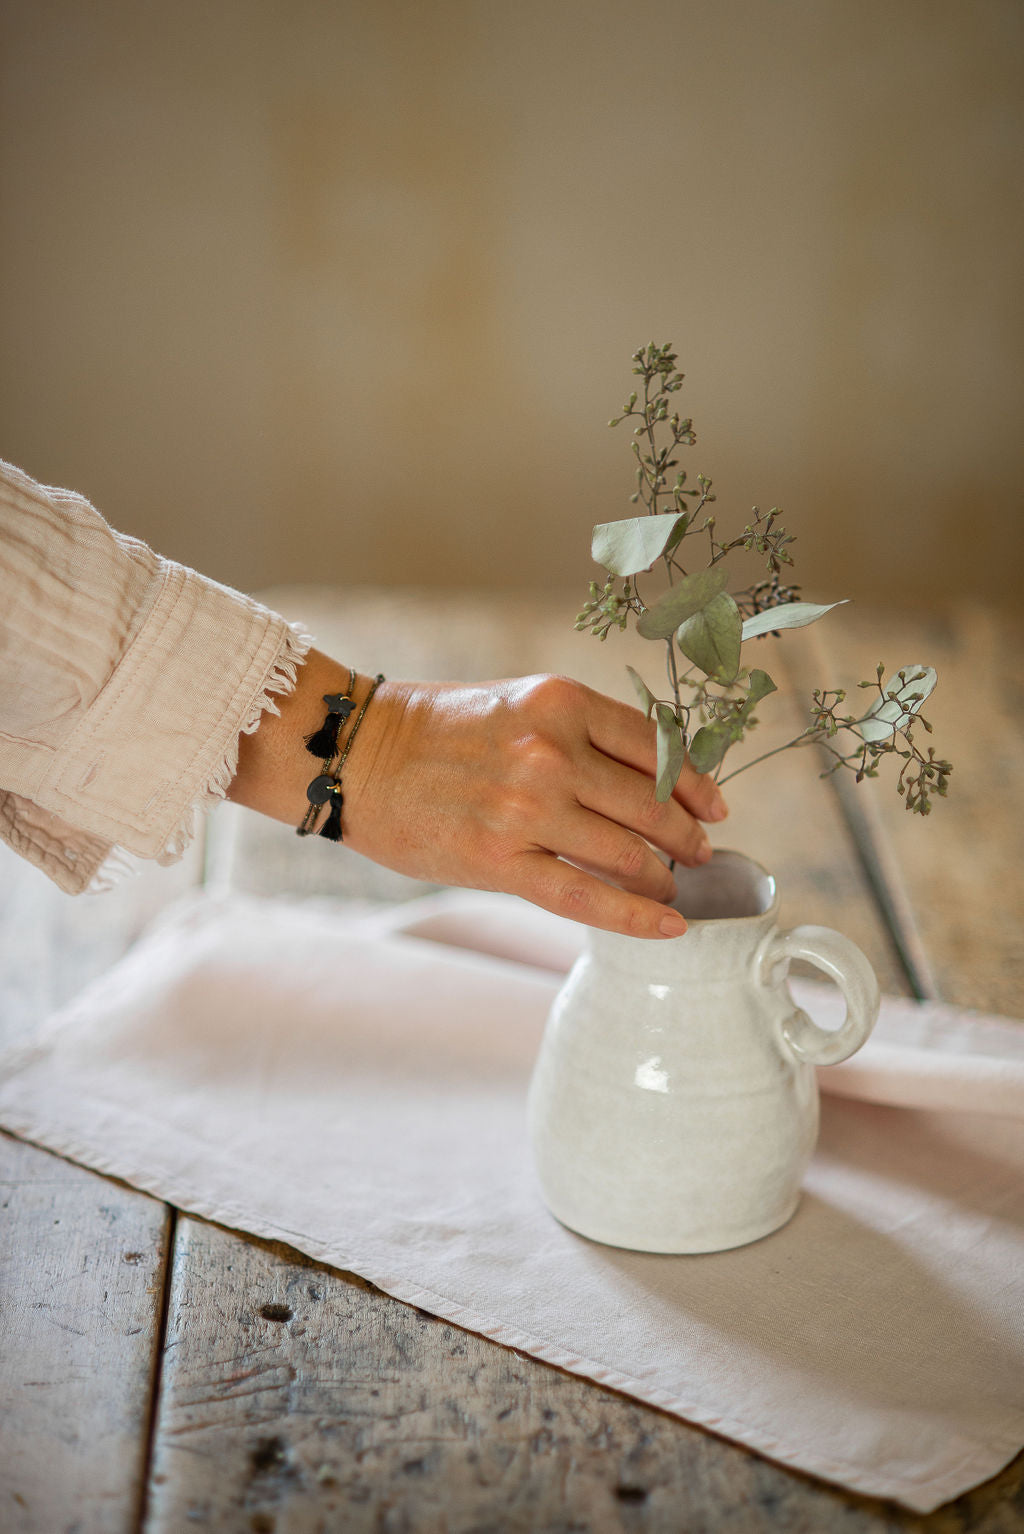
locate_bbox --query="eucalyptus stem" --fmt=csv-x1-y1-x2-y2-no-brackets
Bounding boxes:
665,636,682,712
716,733,815,784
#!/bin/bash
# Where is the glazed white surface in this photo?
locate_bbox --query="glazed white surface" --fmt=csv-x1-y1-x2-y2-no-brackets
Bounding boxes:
528,851,880,1253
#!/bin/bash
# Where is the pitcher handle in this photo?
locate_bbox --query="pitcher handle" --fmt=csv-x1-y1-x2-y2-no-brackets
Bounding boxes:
760,925,881,1067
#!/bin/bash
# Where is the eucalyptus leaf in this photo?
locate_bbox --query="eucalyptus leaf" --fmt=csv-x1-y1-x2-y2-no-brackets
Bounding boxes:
625,665,658,719
740,600,847,641
655,702,686,802
592,513,688,577
675,591,742,683
854,665,937,743
637,567,728,639
664,512,690,555
745,668,778,710
688,723,731,775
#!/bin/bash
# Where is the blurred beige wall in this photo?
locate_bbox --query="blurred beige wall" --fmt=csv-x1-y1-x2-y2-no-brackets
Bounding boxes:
1,0,1021,608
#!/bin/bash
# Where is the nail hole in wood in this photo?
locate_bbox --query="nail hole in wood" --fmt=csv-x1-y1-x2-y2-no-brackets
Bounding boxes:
250,1437,288,1475
615,1485,648,1503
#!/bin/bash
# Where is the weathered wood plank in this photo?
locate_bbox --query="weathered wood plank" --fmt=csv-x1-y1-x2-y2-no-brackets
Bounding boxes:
144,1216,1024,1534
0,1130,172,1534
0,838,200,1533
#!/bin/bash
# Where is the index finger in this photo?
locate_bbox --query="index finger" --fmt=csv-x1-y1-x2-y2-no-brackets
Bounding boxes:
507,848,689,940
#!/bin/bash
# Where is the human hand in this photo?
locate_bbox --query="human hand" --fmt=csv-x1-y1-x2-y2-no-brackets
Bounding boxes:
341,670,727,939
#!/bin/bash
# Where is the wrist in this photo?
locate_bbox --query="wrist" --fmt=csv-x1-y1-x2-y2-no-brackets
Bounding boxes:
228,650,373,827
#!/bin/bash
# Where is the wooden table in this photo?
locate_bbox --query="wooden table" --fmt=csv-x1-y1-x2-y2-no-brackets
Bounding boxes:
2,592,1022,1533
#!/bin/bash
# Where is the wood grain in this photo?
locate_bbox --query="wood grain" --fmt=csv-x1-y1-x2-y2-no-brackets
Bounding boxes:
0,839,199,1533
143,1216,1024,1534
0,1131,171,1534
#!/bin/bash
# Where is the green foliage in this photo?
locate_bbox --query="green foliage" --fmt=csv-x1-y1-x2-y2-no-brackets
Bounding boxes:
592,514,688,577
625,664,657,719
636,567,728,639
655,702,687,801
746,669,779,710
740,600,848,641
675,591,742,684
687,722,733,775
853,664,937,743
812,667,952,815
577,342,953,815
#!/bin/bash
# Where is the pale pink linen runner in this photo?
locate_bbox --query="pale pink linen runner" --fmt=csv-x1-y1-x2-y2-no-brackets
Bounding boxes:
0,891,1021,1512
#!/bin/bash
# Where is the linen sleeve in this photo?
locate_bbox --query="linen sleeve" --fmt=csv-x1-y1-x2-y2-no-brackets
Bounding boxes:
0,460,311,893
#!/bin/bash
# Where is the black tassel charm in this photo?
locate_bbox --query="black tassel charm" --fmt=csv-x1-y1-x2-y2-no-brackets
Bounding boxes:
304,690,356,760
318,784,344,841
303,772,345,841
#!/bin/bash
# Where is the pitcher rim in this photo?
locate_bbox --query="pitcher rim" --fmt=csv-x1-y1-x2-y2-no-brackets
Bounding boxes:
670,847,779,926
594,848,779,944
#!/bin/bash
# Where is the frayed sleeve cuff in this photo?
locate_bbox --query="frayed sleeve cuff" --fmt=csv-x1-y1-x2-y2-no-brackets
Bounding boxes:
10,565,311,893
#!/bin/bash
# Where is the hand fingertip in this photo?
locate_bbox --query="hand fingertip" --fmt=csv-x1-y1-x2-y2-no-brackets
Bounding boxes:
658,910,687,937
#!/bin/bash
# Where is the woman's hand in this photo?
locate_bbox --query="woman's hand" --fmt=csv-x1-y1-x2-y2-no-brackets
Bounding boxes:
230,651,727,939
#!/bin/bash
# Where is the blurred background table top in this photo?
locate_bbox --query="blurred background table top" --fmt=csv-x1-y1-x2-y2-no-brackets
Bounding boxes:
2,591,1021,1532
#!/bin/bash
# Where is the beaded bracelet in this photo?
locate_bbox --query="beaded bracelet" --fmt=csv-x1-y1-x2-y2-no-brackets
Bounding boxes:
297,672,385,841
295,666,355,836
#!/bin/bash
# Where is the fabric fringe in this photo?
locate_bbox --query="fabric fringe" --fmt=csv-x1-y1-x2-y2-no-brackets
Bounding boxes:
87,843,147,893
88,620,313,892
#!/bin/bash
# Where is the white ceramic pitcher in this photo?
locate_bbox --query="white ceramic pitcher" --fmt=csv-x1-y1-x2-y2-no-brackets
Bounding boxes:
527,850,880,1254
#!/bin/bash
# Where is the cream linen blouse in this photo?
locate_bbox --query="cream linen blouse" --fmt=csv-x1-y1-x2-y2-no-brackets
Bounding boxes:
0,460,310,894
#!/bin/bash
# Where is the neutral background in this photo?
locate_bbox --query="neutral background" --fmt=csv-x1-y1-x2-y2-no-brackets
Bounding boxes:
1,0,1021,609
